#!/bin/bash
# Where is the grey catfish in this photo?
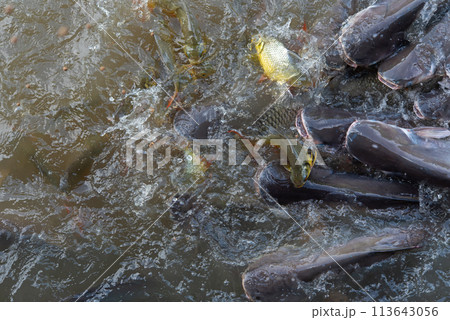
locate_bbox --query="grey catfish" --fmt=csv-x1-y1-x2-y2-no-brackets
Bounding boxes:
296,105,409,147
339,0,426,67
242,228,425,301
346,120,450,186
414,83,450,121
296,106,364,146
414,58,450,120
378,12,450,89
257,161,419,207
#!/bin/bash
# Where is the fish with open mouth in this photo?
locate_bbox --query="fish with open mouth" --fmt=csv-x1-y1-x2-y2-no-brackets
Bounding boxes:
378,11,450,89
242,228,425,301
339,0,426,68
346,120,450,186
414,57,450,120
414,82,450,121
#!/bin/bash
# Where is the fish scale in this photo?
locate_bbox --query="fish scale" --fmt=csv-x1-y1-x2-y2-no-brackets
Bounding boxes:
253,36,310,87
253,104,298,137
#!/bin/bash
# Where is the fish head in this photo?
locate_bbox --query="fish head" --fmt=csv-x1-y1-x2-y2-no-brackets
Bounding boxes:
183,38,207,65
413,89,446,120
378,44,437,89
251,34,266,55
242,266,300,302
288,142,317,188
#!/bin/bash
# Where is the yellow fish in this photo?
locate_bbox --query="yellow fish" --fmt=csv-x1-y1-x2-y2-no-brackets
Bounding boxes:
252,35,310,87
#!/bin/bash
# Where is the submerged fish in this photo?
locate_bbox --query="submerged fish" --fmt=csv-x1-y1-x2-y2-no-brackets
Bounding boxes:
378,12,450,89
346,120,450,186
251,35,311,87
257,161,419,207
252,104,317,188
339,0,426,67
242,228,425,301
173,105,223,140
149,0,207,65
414,82,450,121
0,228,15,251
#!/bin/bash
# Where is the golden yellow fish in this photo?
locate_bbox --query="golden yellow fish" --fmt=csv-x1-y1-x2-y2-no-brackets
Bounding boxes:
252,35,310,87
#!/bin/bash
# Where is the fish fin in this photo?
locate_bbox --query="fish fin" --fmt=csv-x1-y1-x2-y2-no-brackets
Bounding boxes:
166,89,179,109
413,127,450,139
287,50,303,65
258,74,269,83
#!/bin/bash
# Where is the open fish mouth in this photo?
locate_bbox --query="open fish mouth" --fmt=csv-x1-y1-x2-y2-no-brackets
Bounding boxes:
295,109,310,139
413,100,426,119
338,36,359,68
377,72,402,90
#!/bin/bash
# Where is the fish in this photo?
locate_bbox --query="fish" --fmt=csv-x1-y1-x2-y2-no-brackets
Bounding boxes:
0,228,15,251
59,135,106,192
173,105,223,140
252,104,317,188
307,0,358,72
296,105,409,147
378,12,450,89
414,83,450,121
256,161,419,207
339,0,426,68
242,228,425,301
23,134,106,192
296,106,363,146
251,35,311,87
149,0,207,65
346,120,450,186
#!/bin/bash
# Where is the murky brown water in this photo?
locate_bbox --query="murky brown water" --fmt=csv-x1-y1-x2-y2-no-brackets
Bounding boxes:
0,0,448,301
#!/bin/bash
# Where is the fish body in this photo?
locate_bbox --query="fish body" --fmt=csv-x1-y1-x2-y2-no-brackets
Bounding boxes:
173,106,223,140
297,106,363,146
339,0,426,67
346,120,450,185
242,228,425,301
257,161,419,207
253,105,317,188
414,83,450,121
149,0,207,65
378,12,450,89
252,35,310,87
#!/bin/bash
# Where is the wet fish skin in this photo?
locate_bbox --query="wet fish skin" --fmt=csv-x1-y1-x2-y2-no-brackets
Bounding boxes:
378,12,450,89
414,85,450,121
149,0,206,65
346,120,450,186
59,135,106,192
0,229,15,251
252,104,317,188
296,106,363,146
252,35,310,87
339,0,426,67
242,228,425,301
257,161,419,207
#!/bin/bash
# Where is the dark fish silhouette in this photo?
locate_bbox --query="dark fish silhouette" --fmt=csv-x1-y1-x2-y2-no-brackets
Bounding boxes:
346,120,450,186
378,12,450,89
257,161,419,207
242,228,425,301
339,0,425,67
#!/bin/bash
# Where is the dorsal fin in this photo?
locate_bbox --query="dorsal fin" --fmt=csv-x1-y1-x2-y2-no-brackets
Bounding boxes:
413,127,450,139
